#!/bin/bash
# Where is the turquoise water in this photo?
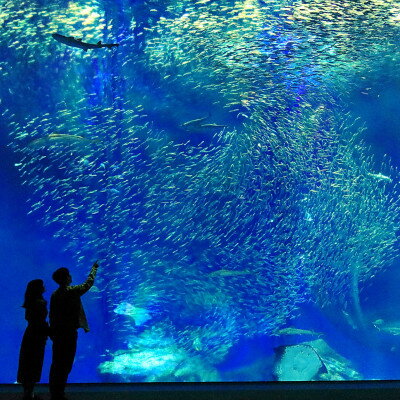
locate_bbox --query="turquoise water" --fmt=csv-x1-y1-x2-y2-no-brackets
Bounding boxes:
1,0,400,383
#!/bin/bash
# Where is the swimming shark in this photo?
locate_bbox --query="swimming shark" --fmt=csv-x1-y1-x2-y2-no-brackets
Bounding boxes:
52,33,119,51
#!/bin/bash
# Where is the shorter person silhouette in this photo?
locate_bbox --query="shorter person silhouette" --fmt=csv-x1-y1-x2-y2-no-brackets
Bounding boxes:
49,261,99,400
17,279,49,400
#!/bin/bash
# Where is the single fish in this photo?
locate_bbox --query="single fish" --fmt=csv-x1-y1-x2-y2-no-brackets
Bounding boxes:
373,319,384,328
198,123,228,129
52,33,119,51
379,327,400,336
367,172,392,182
29,133,88,147
181,116,209,127
373,319,400,335
208,269,251,277
192,337,203,351
272,327,323,337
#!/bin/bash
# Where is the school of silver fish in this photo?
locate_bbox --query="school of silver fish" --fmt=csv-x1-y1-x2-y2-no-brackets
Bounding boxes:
2,0,400,380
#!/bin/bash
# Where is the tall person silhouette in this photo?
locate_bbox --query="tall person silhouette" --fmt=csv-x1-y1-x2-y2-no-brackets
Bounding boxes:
17,279,49,400
49,261,99,400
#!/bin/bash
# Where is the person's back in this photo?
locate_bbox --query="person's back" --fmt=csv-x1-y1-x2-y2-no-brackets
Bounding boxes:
50,268,97,333
49,261,99,400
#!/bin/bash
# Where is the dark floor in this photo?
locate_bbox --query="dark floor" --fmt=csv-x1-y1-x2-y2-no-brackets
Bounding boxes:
2,382,400,400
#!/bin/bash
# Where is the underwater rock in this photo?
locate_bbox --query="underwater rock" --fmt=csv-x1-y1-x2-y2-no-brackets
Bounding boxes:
99,327,220,382
222,356,275,382
273,339,362,381
99,348,186,381
307,339,362,380
273,344,327,381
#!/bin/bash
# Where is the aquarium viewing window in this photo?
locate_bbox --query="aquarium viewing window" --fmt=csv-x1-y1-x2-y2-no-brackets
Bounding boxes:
1,0,400,384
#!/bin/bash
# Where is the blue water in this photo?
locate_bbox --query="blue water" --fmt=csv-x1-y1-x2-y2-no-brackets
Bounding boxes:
1,0,400,384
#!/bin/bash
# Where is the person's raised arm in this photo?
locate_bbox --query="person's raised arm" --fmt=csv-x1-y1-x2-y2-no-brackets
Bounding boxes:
70,260,99,296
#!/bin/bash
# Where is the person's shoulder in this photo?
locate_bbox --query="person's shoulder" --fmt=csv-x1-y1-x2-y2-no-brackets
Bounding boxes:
51,287,64,297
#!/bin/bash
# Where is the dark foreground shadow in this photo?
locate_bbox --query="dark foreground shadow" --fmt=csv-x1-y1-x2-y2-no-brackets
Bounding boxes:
2,382,400,400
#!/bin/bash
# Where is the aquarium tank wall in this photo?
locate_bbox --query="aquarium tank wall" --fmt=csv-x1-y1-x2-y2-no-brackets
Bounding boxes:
2,0,400,384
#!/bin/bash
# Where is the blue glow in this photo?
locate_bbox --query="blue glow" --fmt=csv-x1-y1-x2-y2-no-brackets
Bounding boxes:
1,0,400,384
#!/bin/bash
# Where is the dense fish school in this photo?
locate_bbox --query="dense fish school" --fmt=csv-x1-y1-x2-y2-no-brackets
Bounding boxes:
2,0,400,382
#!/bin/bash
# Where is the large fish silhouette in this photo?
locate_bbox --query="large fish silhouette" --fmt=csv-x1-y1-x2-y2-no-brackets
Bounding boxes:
52,33,119,51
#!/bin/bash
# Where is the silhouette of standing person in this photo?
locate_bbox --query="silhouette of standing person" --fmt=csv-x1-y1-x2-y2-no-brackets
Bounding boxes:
49,261,99,400
17,279,49,400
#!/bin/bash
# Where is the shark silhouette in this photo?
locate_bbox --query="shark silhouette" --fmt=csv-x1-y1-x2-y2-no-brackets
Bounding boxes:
52,33,119,51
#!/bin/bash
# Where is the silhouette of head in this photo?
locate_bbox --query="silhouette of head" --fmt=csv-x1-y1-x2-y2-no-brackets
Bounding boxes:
52,267,71,286
23,279,45,308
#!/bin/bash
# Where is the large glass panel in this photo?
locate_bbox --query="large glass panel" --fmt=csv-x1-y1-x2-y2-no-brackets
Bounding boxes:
1,0,400,383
